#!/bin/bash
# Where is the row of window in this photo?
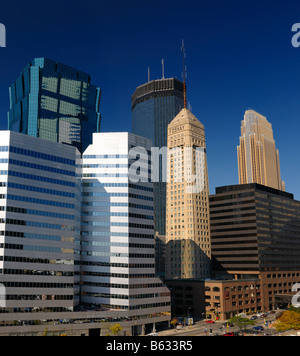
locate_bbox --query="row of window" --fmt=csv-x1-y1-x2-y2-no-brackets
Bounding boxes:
2,205,74,220
81,251,154,258
0,243,73,254
8,158,75,177
9,170,75,187
81,182,153,192
81,241,154,249
3,269,73,277
7,182,75,198
7,193,75,209
0,218,69,231
0,256,74,266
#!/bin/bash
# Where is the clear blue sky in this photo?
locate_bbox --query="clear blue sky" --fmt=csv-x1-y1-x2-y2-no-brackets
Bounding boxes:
0,0,299,198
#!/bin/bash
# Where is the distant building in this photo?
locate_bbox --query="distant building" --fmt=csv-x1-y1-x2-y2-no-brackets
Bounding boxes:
132,78,184,236
8,58,101,153
237,110,285,191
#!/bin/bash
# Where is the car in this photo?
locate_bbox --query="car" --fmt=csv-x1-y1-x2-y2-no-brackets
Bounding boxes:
147,333,158,337
223,332,236,336
253,326,264,331
205,320,215,324
250,316,258,320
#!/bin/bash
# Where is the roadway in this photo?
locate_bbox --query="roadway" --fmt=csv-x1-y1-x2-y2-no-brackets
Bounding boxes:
156,312,281,337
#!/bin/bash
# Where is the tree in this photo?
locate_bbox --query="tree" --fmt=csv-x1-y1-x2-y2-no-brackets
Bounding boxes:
109,323,123,336
275,311,300,332
171,318,178,329
229,316,256,334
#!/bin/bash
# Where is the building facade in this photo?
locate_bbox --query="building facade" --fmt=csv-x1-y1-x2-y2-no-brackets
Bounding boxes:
0,131,81,313
81,132,171,316
165,278,262,321
210,183,300,312
0,130,171,336
132,78,184,236
8,58,101,153
165,108,211,280
237,110,285,191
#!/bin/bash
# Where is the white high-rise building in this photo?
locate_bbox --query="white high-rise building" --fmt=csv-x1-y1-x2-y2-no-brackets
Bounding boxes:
0,130,171,335
0,131,81,312
81,132,171,316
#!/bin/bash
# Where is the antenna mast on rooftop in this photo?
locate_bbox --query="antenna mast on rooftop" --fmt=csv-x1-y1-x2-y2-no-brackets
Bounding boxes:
181,40,187,109
162,58,165,79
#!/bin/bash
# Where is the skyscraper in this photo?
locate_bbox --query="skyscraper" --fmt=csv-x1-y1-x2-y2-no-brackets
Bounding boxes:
165,108,211,280
237,110,285,191
0,131,81,313
8,58,101,153
132,78,184,236
81,132,171,315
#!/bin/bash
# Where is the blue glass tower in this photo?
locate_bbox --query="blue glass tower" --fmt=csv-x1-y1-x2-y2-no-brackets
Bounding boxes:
8,58,101,153
132,78,184,236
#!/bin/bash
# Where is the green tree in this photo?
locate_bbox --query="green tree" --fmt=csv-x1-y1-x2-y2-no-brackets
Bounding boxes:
229,316,256,334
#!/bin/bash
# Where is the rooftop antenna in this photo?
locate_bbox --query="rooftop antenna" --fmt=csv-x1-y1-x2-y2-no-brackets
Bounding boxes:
181,40,187,109
162,58,165,79
148,67,150,82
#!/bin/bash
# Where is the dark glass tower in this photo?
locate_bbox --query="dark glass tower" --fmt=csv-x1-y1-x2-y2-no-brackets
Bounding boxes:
8,58,101,153
132,78,184,236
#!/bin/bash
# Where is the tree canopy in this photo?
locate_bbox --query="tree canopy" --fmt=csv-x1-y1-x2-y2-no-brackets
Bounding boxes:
275,311,300,332
229,316,256,332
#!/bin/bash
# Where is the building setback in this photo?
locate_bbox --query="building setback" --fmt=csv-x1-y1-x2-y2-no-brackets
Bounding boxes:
8,58,101,153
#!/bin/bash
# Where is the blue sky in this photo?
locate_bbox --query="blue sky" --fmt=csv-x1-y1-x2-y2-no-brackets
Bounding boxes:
0,0,299,198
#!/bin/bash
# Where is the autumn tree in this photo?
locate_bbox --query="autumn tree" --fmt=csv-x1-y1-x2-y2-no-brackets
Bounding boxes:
109,323,123,336
170,318,178,329
275,311,300,332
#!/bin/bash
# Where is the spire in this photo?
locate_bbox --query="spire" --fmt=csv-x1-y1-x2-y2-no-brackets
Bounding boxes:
181,40,187,109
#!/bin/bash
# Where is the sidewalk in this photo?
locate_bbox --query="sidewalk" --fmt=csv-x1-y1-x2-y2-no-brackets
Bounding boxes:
156,322,218,337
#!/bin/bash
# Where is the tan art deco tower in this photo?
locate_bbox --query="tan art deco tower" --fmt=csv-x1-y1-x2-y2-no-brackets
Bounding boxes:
237,110,285,191
165,108,211,280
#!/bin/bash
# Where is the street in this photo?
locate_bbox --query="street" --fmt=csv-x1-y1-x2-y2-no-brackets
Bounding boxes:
156,313,280,337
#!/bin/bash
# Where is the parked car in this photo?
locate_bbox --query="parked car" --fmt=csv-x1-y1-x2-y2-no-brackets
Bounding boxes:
223,332,236,336
253,326,264,331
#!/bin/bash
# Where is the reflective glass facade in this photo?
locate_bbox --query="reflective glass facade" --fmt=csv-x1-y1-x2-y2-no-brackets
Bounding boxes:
0,131,81,313
8,58,101,153
81,132,171,314
132,78,184,236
